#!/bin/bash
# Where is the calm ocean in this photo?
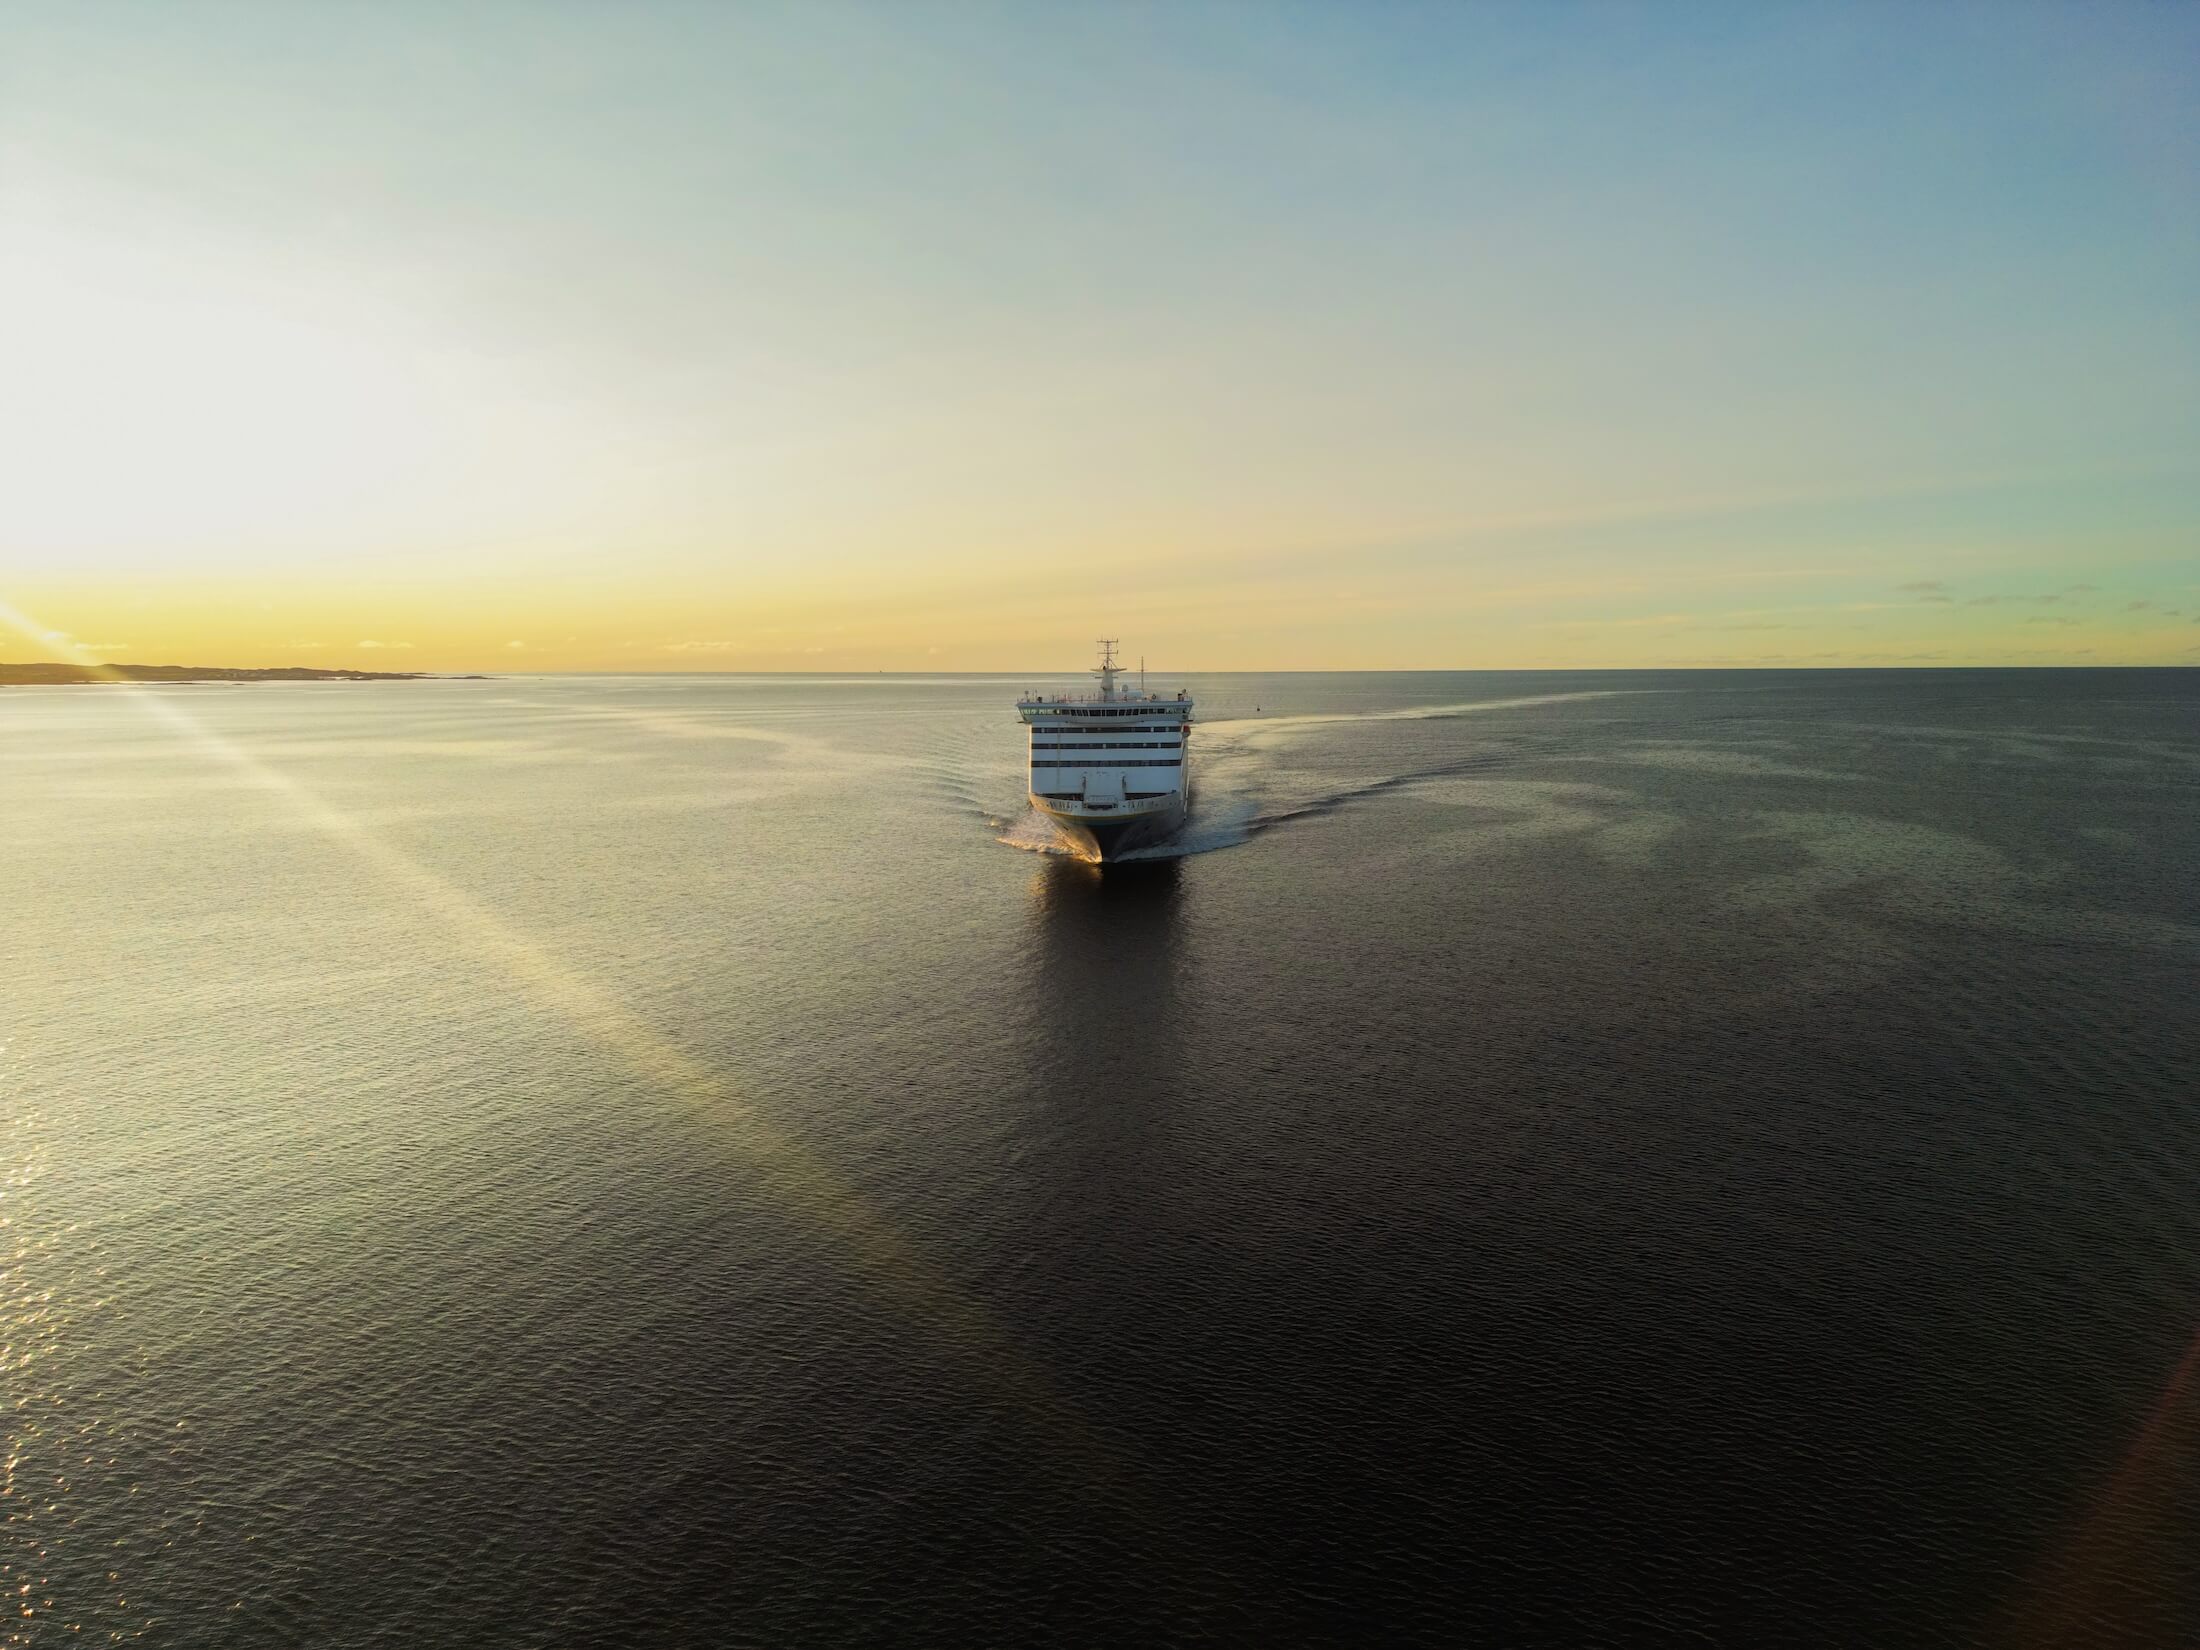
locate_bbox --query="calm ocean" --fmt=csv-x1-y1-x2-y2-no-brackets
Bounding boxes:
3,669,2195,1647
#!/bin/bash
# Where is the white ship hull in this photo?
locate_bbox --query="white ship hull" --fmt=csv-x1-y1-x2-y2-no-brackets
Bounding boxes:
1032,789,1187,862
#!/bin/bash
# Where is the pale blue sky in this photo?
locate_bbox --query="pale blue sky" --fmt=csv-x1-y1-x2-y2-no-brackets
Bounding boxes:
4,1,2195,665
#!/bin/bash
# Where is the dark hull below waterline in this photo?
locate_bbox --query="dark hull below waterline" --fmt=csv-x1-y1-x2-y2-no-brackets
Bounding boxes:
1036,796,1188,861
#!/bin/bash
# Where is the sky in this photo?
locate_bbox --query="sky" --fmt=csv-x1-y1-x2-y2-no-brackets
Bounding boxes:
2,0,2195,670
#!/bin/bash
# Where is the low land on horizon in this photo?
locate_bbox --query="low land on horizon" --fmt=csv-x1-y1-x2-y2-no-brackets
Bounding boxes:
0,662,477,685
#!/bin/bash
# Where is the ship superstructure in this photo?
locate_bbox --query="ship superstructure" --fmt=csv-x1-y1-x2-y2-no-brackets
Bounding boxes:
1017,641,1192,861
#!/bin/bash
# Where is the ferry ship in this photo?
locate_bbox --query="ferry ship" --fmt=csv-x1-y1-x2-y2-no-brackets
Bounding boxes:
1018,641,1192,861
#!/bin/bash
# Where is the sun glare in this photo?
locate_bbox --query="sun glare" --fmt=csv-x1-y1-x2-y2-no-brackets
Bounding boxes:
0,214,452,564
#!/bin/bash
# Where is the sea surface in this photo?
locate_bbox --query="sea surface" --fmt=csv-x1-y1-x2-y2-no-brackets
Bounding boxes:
2,669,2196,1648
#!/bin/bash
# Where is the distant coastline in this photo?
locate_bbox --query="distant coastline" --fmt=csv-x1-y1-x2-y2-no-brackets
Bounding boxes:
0,662,487,686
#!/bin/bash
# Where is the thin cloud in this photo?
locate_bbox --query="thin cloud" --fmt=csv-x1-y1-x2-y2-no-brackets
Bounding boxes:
505,640,527,650
2025,616,2080,626
1897,580,1948,592
2127,600,2154,611
1564,613,1698,629
1964,596,2003,607
357,639,415,650
2066,583,2100,593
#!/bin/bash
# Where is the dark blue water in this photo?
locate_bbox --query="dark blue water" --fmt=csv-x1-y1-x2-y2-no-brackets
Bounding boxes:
3,669,2196,1646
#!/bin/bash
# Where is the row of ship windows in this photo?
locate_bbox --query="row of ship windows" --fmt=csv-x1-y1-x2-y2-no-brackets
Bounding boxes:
1029,741,1182,751
1031,758,1184,768
1026,707,1188,718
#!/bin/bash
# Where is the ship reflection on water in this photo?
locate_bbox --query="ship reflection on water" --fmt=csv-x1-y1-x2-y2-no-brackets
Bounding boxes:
1030,851,1184,916
1016,855,1193,1368
1024,854,1188,1125
1028,855,1185,979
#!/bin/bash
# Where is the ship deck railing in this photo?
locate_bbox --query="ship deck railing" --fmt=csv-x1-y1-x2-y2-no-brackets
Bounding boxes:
1017,691,1191,705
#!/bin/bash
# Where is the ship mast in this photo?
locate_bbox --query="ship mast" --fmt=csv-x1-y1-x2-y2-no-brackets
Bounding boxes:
1094,638,1121,702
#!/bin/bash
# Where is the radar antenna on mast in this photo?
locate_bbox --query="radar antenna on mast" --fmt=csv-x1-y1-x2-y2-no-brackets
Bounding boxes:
1094,638,1121,701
